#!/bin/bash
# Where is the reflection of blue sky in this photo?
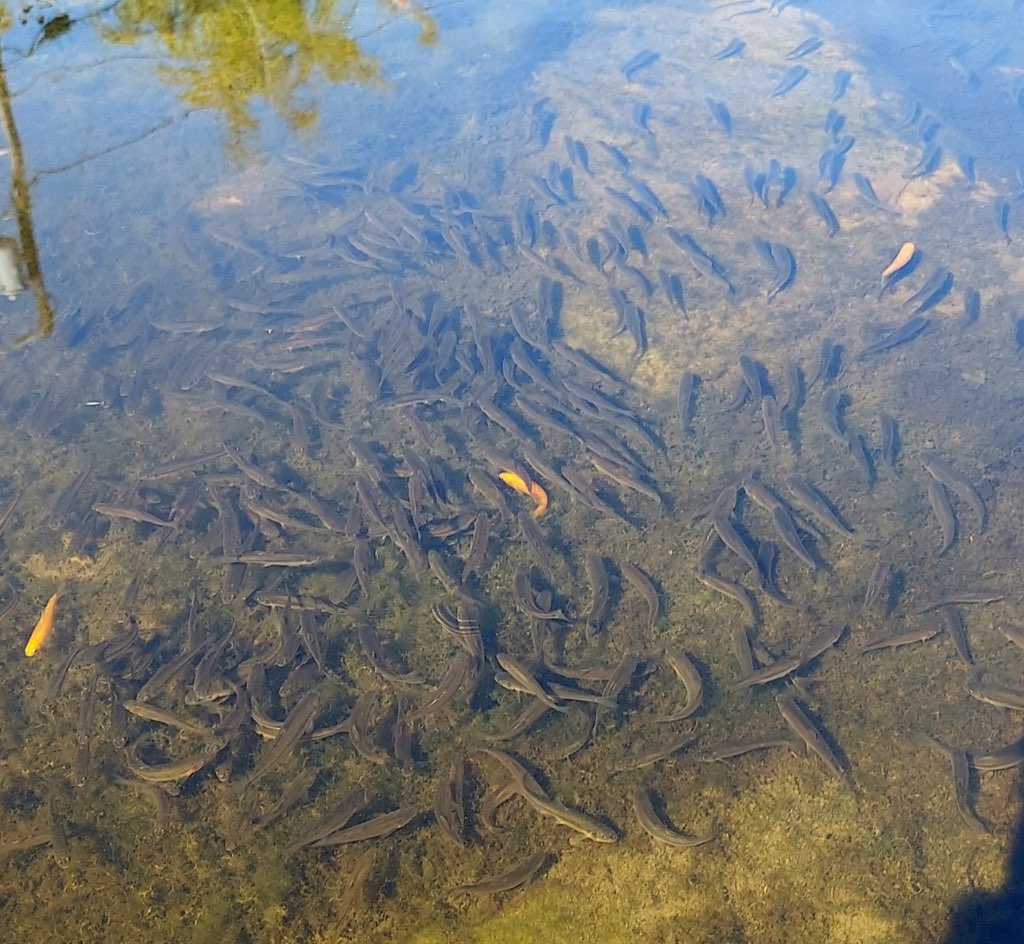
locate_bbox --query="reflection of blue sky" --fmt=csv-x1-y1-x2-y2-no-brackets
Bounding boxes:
0,0,585,348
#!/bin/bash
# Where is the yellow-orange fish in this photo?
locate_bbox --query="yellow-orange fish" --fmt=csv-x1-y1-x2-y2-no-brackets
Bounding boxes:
498,470,533,496
881,242,915,280
528,482,549,519
24,593,59,657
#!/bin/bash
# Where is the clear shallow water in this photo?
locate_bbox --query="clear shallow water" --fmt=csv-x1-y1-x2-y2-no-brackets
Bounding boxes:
2,1,1024,942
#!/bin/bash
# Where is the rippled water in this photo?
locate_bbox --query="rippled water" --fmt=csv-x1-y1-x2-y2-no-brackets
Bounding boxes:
2,1,1024,942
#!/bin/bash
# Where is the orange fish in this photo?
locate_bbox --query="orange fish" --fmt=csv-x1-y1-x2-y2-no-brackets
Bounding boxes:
498,470,533,496
881,242,915,280
24,593,59,657
528,482,549,519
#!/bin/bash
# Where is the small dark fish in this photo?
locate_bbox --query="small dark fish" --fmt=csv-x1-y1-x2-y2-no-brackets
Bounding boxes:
666,229,735,296
845,427,875,485
584,553,610,635
913,591,1004,615
824,108,845,140
776,695,847,781
807,193,839,236
771,506,817,570
712,38,745,60
970,735,1024,772
904,142,943,179
761,395,782,453
621,562,661,629
819,388,846,444
771,65,810,98
832,69,852,101
632,787,713,848
878,412,899,468
852,173,900,215
963,288,981,325
451,852,549,895
861,626,940,653
995,198,1011,244
659,269,686,314
706,98,732,135
966,677,1024,711
857,315,929,359
621,49,659,81
957,151,976,186
904,266,953,316
785,475,862,542
310,805,422,847
812,337,839,385
786,37,822,60
863,560,893,611
678,372,698,433
922,455,986,533
940,604,972,665
927,480,957,556
766,242,796,298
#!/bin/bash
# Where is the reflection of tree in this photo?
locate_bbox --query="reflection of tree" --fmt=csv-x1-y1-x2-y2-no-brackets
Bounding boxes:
0,6,54,342
102,0,388,156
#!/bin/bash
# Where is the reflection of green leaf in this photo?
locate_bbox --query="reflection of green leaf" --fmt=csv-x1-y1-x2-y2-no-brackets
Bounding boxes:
42,13,74,42
100,0,385,157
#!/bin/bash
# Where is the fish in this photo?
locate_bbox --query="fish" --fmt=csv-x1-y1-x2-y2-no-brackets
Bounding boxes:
451,852,549,894
632,787,713,848
913,591,1004,615
771,506,817,570
776,695,847,781
771,65,810,98
92,503,176,528
857,315,929,359
621,49,659,81
922,455,986,532
678,372,698,433
284,790,365,854
832,69,851,100
761,395,781,453
860,626,940,653
963,288,981,324
433,757,467,847
706,98,732,135
653,650,704,722
905,141,942,179
863,561,893,611
495,653,565,712
927,480,956,555
665,229,735,296
25,593,59,657
712,38,745,60
966,677,1024,711
584,553,609,635
878,413,899,468
995,197,1011,244
236,691,319,791
881,242,915,281
310,804,422,847
904,266,953,316
940,604,972,665
621,562,661,628
819,388,847,444
852,173,899,215
807,193,840,236
783,476,862,543
124,736,226,788
786,37,823,60
515,772,619,842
